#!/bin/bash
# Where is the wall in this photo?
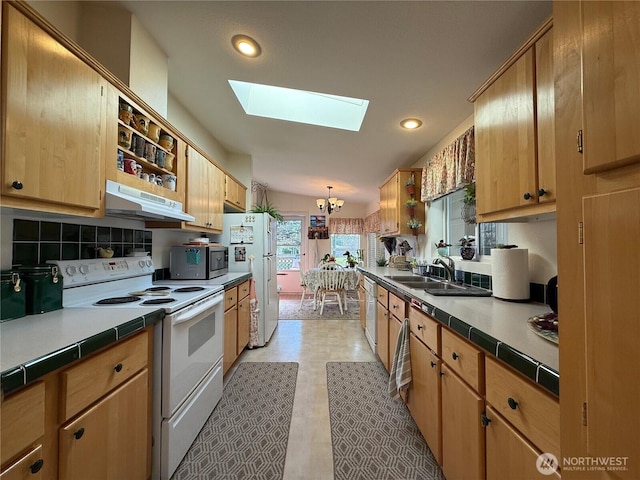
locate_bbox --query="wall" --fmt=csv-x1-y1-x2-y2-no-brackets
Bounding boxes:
28,1,81,40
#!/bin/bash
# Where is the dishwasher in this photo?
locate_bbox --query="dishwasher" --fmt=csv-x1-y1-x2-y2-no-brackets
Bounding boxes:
364,276,377,353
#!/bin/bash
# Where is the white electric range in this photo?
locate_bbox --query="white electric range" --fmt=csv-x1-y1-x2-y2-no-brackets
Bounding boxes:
50,257,225,480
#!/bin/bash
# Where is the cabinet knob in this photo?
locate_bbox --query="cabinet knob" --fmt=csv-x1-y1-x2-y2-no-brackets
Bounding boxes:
114,363,123,373
430,361,436,368
29,459,44,474
73,427,85,440
451,352,459,360
417,324,423,331
481,413,492,427
11,181,23,190
523,192,533,200
507,397,519,410
439,371,445,377
537,188,547,197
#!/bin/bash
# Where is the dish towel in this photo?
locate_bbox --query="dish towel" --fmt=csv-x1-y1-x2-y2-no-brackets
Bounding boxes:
388,318,412,400
248,258,260,348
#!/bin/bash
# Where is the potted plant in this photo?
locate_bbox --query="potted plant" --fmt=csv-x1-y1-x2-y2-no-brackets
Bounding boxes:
251,202,284,221
376,257,387,267
407,217,422,235
435,240,451,256
405,174,416,195
461,183,476,224
459,236,476,260
405,198,418,216
343,251,358,268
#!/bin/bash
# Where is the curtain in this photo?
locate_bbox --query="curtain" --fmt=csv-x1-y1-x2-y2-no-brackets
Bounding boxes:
421,126,475,202
329,218,363,234
363,210,381,234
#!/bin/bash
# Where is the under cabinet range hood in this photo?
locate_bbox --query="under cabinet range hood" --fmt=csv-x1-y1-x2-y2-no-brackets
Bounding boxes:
105,180,195,222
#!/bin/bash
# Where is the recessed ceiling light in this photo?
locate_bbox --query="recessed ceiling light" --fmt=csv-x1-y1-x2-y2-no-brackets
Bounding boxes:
231,34,261,58
400,118,423,129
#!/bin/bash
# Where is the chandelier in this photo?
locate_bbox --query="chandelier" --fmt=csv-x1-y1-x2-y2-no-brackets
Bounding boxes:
316,185,344,215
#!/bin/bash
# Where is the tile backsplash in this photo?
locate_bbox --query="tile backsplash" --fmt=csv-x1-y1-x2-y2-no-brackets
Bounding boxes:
12,219,152,265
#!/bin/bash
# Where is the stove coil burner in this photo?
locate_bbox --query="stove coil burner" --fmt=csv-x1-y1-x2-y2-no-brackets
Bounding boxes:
173,287,206,293
145,287,171,292
141,298,176,305
95,296,142,305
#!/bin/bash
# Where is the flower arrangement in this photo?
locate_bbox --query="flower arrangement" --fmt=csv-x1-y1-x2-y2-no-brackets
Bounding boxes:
459,236,475,247
321,253,336,263
435,240,451,248
343,251,358,268
407,217,422,230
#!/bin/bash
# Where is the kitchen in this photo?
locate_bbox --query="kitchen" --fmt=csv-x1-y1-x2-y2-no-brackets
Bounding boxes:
1,1,639,480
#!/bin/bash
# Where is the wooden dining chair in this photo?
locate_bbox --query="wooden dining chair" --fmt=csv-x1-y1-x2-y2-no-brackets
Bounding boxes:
318,269,347,315
298,264,315,310
318,261,344,270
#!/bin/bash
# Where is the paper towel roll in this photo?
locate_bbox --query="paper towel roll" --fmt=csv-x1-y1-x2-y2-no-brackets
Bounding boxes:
491,248,529,301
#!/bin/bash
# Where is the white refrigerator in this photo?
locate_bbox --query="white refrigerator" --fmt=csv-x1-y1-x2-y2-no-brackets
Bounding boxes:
222,213,278,346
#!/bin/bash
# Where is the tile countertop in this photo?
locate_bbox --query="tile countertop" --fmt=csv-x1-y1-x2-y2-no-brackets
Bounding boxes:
361,266,559,395
154,272,252,289
0,273,251,395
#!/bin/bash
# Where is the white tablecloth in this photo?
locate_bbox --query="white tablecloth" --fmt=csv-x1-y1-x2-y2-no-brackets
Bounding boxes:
304,268,360,292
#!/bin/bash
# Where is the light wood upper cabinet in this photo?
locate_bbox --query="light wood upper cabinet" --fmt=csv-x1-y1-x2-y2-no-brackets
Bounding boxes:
582,2,640,174
472,20,555,221
2,4,106,217
224,175,247,212
379,168,425,236
185,146,224,232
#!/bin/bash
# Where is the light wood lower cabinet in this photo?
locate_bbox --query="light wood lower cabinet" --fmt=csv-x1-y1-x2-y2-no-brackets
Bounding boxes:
237,288,250,355
0,445,44,480
223,302,238,375
485,405,560,479
58,370,148,480
407,334,442,464
441,363,486,480
224,281,251,374
376,301,390,371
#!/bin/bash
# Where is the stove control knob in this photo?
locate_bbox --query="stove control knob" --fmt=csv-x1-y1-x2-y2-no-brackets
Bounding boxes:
146,259,153,268
79,265,90,275
139,260,146,268
66,266,78,276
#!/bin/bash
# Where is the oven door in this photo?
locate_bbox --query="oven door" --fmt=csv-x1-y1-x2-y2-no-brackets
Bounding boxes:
162,292,224,417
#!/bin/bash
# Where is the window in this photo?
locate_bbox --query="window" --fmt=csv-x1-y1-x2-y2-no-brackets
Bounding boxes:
439,189,507,257
330,234,360,267
276,218,303,270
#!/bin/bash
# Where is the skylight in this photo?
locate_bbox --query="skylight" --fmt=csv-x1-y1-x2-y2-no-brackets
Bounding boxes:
228,80,369,132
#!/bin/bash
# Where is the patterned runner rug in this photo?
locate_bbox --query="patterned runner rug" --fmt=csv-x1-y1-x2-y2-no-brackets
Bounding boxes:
172,362,298,480
326,362,445,480
279,297,360,320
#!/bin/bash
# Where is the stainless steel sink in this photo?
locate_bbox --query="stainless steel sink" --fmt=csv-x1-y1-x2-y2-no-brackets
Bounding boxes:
384,275,442,283
424,283,492,297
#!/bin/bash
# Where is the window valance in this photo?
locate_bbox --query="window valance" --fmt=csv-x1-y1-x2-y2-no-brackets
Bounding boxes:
421,126,475,202
329,217,364,234
363,210,381,234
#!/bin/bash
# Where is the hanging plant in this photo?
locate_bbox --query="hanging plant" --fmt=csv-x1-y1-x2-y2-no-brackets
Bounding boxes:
251,202,284,221
405,198,418,217
461,183,476,224
405,174,416,195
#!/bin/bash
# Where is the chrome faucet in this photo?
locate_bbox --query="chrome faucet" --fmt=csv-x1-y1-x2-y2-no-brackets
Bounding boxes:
434,256,456,283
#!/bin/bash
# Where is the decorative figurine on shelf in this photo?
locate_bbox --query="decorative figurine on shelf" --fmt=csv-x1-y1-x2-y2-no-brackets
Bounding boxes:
435,240,451,257
344,251,358,268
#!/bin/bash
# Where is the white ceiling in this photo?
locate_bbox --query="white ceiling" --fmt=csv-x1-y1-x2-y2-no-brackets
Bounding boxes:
118,1,552,205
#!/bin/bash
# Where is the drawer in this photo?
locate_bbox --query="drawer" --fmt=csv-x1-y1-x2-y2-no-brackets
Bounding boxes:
485,356,560,459
408,306,440,353
388,293,406,321
224,286,238,310
60,331,148,422
0,445,44,479
376,285,388,309
1,382,44,466
441,328,484,393
237,280,250,300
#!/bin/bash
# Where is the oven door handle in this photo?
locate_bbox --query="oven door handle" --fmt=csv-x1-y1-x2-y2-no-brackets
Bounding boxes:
171,293,224,326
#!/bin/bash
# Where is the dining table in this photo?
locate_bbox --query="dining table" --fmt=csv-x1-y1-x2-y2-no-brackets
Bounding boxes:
304,268,360,311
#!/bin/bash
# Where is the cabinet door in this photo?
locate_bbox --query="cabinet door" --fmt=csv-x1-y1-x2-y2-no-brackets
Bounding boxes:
407,335,442,464
209,164,225,232
388,315,402,367
0,445,44,480
379,178,395,234
376,302,389,371
582,2,640,173
237,295,250,355
58,370,149,480
583,188,640,470
186,146,210,229
223,305,238,374
485,406,560,480
475,49,536,215
358,285,366,329
535,28,556,204
3,4,105,211
441,364,485,480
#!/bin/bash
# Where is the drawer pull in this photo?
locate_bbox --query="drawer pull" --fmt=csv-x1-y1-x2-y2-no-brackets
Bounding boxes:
481,413,492,427
417,324,423,331
452,352,459,360
114,363,123,373
430,361,436,368
11,180,23,190
30,459,44,474
523,192,533,200
507,397,519,410
537,188,547,197
73,427,85,440
439,371,445,377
